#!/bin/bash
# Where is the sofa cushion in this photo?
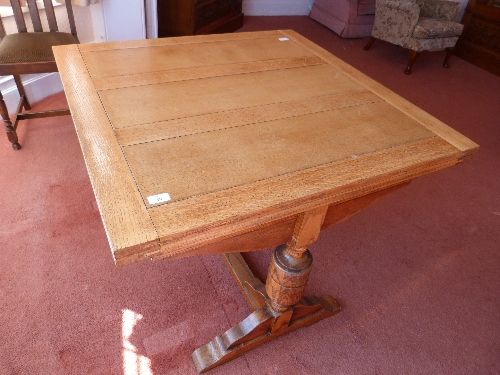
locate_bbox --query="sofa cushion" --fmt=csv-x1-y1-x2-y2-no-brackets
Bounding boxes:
413,17,463,38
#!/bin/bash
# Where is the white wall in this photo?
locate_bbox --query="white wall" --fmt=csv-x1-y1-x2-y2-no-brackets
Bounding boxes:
101,0,145,42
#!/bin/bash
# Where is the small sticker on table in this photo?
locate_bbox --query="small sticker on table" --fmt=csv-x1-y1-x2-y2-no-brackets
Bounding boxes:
147,193,171,205
279,37,289,41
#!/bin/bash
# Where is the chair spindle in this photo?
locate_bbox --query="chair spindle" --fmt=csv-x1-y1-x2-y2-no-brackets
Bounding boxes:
0,17,6,38
26,0,43,32
10,0,28,33
64,0,78,42
43,0,59,32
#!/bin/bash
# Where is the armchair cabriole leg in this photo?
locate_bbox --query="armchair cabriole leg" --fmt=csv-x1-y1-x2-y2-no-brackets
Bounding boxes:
0,91,20,150
443,48,454,68
363,36,376,50
405,49,419,75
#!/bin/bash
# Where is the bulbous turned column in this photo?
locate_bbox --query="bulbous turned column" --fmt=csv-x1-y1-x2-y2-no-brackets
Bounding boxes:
265,205,328,313
266,244,313,312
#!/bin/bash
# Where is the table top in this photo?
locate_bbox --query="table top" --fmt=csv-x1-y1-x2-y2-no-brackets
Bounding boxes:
53,30,478,266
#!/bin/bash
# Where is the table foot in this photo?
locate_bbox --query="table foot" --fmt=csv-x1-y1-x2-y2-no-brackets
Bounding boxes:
192,294,340,373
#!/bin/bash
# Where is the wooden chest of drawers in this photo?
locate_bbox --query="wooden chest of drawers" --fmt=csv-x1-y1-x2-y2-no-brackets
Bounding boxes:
157,0,244,37
455,0,500,76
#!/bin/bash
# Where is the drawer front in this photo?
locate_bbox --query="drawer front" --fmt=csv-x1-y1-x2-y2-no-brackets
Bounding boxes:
195,0,242,31
463,16,500,54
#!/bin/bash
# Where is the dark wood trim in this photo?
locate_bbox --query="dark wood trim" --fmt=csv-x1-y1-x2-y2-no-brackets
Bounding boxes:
10,0,27,33
43,0,59,32
405,49,420,74
12,96,24,131
194,12,243,35
17,109,70,120
64,0,79,42
13,75,31,110
0,61,58,75
0,15,5,38
27,0,43,32
363,36,377,50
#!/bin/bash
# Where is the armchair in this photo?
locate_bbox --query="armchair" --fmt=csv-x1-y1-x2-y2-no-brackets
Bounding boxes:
363,0,464,74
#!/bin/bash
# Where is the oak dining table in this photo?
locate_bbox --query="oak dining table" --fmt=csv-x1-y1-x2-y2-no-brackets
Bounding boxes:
53,30,478,373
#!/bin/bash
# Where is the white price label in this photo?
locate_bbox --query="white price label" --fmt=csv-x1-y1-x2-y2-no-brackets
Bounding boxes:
147,193,171,205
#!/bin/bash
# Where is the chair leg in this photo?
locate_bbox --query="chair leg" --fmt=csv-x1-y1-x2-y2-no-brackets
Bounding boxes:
405,49,420,75
443,48,454,68
363,37,377,51
0,91,21,150
13,75,31,110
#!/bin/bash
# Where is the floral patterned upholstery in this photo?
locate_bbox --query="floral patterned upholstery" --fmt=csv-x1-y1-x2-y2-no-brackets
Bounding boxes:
371,0,464,52
364,0,465,73
413,17,464,38
417,0,460,21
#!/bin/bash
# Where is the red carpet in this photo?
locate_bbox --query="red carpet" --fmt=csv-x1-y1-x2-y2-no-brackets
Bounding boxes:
1,16,499,375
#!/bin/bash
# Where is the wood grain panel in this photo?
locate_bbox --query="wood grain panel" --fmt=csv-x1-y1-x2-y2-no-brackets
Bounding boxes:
280,30,479,159
121,138,462,263
123,101,435,203
115,90,381,146
53,44,160,259
99,64,364,128
93,56,324,91
83,37,316,79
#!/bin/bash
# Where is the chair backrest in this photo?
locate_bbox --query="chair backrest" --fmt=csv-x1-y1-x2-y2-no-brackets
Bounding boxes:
1,0,78,42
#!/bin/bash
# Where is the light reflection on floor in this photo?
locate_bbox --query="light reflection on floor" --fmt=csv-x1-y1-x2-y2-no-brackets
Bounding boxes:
122,309,153,375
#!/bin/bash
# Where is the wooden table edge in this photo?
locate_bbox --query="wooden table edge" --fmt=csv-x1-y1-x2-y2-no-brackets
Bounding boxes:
53,44,160,255
114,149,461,266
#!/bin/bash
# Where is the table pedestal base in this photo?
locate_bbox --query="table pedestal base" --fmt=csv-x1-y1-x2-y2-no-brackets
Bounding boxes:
192,252,341,373
192,184,410,373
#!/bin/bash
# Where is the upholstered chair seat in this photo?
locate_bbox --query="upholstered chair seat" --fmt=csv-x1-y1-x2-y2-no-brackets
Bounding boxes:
0,32,76,64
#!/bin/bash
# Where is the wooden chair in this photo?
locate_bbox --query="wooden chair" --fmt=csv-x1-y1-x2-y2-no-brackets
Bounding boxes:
0,0,78,150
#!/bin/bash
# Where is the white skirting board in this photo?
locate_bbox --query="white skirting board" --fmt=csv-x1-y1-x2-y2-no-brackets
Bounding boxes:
243,0,314,16
1,73,64,116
